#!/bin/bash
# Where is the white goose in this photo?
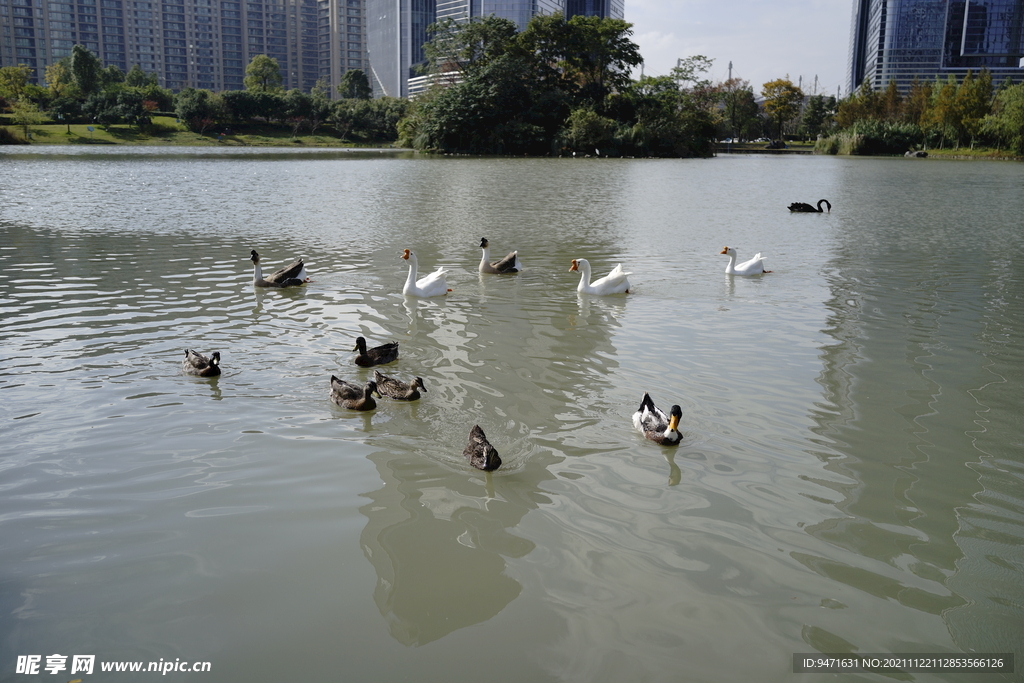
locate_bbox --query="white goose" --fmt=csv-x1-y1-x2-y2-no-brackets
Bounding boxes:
720,246,770,276
401,249,450,298
569,258,631,295
478,237,522,274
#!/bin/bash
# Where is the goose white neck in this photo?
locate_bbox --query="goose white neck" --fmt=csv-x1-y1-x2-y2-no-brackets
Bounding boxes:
404,253,419,286
576,259,592,289
252,262,263,283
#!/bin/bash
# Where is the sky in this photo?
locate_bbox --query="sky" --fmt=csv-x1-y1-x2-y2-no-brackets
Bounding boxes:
625,0,854,98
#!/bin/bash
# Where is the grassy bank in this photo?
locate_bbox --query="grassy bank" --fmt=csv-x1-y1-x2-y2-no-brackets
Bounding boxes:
1,116,400,148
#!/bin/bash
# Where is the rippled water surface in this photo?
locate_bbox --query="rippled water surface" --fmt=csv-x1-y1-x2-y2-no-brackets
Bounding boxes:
2,147,1022,682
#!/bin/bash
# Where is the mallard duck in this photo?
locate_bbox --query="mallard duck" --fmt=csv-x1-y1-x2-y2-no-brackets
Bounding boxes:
372,369,426,400
720,246,770,275
788,199,831,213
330,376,380,411
569,258,631,295
401,248,450,297
352,336,399,367
463,424,502,471
478,237,522,274
250,249,310,287
632,392,682,446
182,349,221,377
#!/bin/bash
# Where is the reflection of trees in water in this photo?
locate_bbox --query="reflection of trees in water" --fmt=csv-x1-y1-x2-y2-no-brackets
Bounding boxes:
358,273,628,645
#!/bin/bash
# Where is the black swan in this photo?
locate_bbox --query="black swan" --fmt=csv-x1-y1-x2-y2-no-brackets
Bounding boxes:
788,199,831,213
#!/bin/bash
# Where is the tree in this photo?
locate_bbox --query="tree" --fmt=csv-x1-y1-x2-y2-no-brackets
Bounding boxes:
244,55,283,93
338,69,372,99
0,65,34,102
9,98,46,138
71,45,103,98
561,15,643,105
48,96,82,132
45,60,77,100
761,78,804,140
953,69,992,148
125,64,158,88
308,78,333,133
101,64,126,89
981,82,1024,153
175,87,222,132
423,16,520,78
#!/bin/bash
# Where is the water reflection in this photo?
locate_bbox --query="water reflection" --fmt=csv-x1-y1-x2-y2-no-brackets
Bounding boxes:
803,164,1024,657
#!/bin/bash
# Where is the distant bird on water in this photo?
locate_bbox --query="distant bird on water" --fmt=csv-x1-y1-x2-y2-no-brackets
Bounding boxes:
788,199,831,213
632,392,682,446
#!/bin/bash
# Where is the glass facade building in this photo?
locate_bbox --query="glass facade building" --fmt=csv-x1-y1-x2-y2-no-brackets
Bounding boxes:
0,0,367,94
848,0,1024,93
369,0,624,98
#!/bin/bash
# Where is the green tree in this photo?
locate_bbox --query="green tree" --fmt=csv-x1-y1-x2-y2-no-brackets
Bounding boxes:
125,64,158,88
0,65,34,102
561,15,643,105
761,78,804,141
423,16,520,78
981,82,1024,153
338,69,372,99
9,98,46,138
101,64,125,89
45,60,77,100
953,69,992,147
175,87,222,132
71,45,103,98
902,79,932,126
244,55,283,93
48,96,82,132
308,78,333,133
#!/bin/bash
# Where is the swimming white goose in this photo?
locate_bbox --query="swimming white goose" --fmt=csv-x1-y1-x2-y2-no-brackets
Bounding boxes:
401,249,450,297
372,369,426,401
478,237,522,274
632,392,682,446
182,349,221,377
330,376,380,411
463,424,502,471
569,258,631,295
250,249,310,287
720,246,770,276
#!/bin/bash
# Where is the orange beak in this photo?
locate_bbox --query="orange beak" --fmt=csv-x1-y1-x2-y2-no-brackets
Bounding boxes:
719,247,729,254
401,249,410,260
569,259,579,272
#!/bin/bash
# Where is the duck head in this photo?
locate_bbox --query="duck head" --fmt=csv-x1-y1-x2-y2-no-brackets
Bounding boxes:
479,238,489,248
250,250,261,264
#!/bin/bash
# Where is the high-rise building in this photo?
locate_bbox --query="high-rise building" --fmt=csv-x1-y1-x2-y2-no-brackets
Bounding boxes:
0,0,367,94
847,0,1024,93
368,0,624,98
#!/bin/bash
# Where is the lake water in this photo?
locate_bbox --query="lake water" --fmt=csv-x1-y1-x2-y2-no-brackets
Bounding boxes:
1,147,1022,682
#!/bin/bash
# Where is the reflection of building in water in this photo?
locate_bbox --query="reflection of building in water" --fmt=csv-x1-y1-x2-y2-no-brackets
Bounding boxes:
805,226,1024,656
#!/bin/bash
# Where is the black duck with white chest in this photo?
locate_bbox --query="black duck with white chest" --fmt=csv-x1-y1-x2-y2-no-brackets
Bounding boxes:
330,376,380,411
182,349,221,377
249,249,310,287
463,425,502,471
372,370,426,400
352,336,399,367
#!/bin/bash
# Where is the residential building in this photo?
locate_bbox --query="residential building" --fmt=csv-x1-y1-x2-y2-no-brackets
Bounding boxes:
0,0,368,95
847,0,1024,93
